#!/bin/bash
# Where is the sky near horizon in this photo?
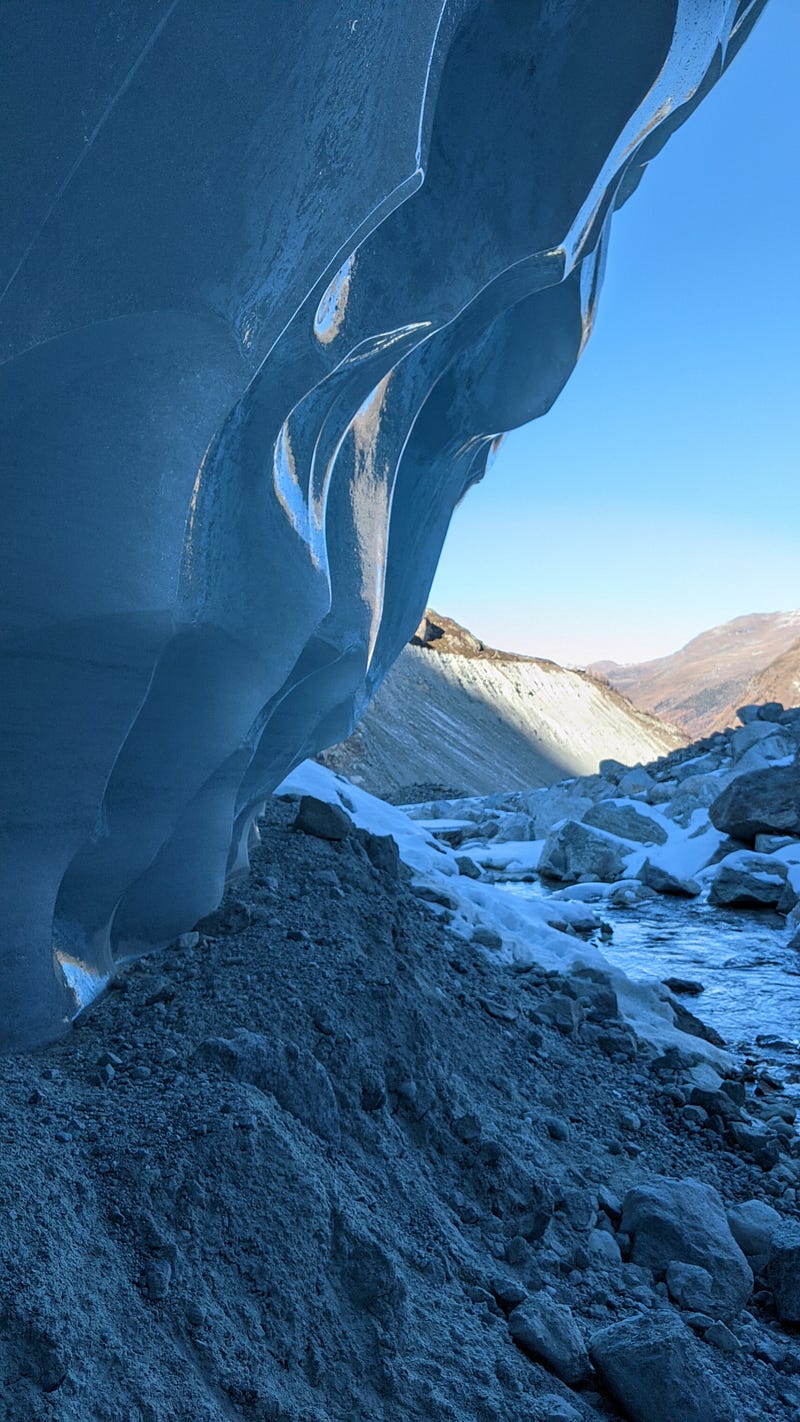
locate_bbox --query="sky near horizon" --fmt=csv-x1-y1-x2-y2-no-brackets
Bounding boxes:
429,1,799,669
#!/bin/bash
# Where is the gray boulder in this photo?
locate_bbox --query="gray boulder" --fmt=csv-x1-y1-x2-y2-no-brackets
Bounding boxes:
620,1177,752,1319
507,1295,590,1385
727,1199,782,1275
538,821,631,884
730,720,784,757
584,801,667,845
764,1220,800,1323
293,795,353,841
618,766,655,795
590,1313,731,1422
638,859,701,898
709,761,800,842
707,851,788,908
532,789,593,839
663,771,732,826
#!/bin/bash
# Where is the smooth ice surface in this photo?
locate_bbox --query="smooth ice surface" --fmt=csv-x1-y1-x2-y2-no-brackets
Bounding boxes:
0,1,767,1046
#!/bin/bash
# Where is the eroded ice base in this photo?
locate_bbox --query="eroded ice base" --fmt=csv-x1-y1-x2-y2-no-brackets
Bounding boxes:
0,0,767,1046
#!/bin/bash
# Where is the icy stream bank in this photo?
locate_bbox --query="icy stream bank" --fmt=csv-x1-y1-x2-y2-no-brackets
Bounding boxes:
503,881,800,1102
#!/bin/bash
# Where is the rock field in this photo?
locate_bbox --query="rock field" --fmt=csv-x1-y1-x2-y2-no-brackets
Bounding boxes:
3,759,800,1420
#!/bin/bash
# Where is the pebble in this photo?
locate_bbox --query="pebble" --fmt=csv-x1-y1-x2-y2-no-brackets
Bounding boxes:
544,1115,570,1141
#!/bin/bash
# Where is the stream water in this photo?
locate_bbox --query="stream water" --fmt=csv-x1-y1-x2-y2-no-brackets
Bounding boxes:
503,881,800,1100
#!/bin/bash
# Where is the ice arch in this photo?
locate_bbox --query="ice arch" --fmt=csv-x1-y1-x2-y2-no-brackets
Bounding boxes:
0,0,767,1047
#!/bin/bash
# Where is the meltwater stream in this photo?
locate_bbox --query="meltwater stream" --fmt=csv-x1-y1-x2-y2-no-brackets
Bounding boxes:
503,882,800,1100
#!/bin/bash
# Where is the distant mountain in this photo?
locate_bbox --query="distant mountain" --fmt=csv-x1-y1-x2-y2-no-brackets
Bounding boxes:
716,636,800,728
591,611,800,738
319,611,684,800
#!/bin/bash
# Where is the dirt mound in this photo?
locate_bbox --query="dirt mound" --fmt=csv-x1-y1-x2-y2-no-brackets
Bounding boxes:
0,799,796,1420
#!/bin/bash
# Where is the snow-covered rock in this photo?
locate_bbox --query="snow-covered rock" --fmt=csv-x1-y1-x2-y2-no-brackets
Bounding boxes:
706,851,789,909
538,822,634,886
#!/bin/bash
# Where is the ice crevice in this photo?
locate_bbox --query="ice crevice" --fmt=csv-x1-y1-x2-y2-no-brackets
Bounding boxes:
0,0,768,1047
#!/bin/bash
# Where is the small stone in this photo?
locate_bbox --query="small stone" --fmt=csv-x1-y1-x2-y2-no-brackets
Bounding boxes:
176,931,200,949
508,1296,590,1385
472,925,503,950
479,996,518,1023
489,1275,528,1311
764,1220,800,1322
184,1298,206,1328
619,1110,641,1132
453,1113,482,1144
681,1105,708,1127
665,1261,716,1314
663,977,704,996
142,1258,172,1301
704,1320,740,1353
544,1115,571,1141
456,855,481,879
588,1229,622,1265
727,1199,782,1274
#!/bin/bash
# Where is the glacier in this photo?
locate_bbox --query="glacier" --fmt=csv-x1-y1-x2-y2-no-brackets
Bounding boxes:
0,0,768,1048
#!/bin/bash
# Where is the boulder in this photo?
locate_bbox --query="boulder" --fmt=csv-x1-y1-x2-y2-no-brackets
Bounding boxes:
583,801,667,845
494,811,535,843
531,790,593,839
538,821,631,884
709,762,800,842
726,1199,782,1275
639,859,701,898
590,1313,731,1422
617,766,655,795
663,772,732,825
620,1177,752,1319
598,758,628,783
707,851,788,908
292,795,353,841
507,1296,590,1385
764,1220,800,1323
730,721,784,757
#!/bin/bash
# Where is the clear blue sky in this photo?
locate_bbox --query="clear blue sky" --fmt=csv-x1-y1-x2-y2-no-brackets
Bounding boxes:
430,1,799,667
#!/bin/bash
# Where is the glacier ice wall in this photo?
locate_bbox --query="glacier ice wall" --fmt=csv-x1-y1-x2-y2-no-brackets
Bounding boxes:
0,0,767,1048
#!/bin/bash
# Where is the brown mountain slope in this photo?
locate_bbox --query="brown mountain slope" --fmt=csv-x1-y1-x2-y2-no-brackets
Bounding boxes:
591,610,800,737
709,636,800,730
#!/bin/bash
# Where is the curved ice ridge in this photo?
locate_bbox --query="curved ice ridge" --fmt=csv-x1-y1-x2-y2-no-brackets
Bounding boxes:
0,0,767,1047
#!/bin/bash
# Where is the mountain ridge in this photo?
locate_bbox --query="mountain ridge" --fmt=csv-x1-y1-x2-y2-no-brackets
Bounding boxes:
591,610,800,737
